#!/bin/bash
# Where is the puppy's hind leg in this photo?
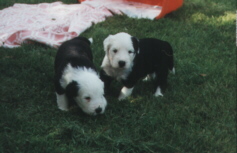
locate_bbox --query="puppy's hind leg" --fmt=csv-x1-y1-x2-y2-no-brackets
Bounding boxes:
56,93,69,111
154,86,163,97
154,68,168,97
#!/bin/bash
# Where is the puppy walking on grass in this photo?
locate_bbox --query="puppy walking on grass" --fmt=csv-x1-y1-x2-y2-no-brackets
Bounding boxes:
54,36,107,115
100,32,175,100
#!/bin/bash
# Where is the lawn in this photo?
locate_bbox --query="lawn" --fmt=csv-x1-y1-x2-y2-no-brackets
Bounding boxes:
0,0,236,152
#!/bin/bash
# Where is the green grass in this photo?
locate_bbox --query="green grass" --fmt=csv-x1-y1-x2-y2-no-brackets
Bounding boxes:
0,0,236,152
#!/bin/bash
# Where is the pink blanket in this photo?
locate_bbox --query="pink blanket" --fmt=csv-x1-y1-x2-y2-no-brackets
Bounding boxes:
0,1,161,48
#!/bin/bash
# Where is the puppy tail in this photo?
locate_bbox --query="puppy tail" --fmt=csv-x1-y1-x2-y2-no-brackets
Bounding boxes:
165,42,175,74
171,67,175,74
88,38,93,44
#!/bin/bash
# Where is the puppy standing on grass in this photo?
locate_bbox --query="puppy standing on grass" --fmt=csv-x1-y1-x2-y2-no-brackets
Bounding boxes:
100,32,175,100
54,36,107,115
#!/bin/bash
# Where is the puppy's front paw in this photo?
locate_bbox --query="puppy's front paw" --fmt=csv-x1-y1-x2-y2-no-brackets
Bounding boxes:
118,87,134,101
142,76,150,82
58,106,69,111
118,92,128,101
154,92,163,97
143,73,156,82
56,93,69,111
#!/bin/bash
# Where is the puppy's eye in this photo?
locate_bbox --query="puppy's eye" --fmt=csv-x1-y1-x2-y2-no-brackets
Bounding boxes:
128,50,133,54
85,96,91,101
113,49,117,53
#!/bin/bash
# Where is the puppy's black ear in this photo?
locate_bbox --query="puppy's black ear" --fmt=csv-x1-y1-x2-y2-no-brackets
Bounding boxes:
65,81,79,98
131,37,139,54
76,37,91,45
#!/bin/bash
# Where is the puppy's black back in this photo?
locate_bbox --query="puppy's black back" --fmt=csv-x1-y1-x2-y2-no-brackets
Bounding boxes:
124,38,174,84
55,37,94,70
54,37,95,94
139,38,174,70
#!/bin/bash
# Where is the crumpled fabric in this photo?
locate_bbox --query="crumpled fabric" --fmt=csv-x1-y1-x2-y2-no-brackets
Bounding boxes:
0,1,161,48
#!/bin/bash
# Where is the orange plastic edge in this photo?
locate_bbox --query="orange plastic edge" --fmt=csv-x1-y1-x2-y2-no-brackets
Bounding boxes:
78,0,183,19
155,0,183,19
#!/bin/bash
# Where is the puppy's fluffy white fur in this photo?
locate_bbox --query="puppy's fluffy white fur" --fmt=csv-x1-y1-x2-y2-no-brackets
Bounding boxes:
56,64,107,115
101,33,137,100
101,32,136,80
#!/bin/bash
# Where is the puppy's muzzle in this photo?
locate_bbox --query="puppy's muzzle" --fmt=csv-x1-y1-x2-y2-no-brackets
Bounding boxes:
118,61,126,68
95,107,102,114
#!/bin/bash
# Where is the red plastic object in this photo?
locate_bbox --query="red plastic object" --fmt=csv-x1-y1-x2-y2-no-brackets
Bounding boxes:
78,0,183,19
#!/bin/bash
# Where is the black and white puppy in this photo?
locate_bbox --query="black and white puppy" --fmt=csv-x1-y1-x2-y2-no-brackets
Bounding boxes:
100,32,175,100
55,36,107,115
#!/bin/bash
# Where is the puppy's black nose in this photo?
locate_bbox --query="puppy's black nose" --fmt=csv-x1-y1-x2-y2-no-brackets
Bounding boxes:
118,61,126,68
95,107,102,114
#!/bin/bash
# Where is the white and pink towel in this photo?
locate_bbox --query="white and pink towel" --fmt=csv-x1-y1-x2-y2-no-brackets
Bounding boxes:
0,1,162,48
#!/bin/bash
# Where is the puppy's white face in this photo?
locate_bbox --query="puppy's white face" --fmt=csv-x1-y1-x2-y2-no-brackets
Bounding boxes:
74,77,107,115
62,65,107,115
103,32,138,69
